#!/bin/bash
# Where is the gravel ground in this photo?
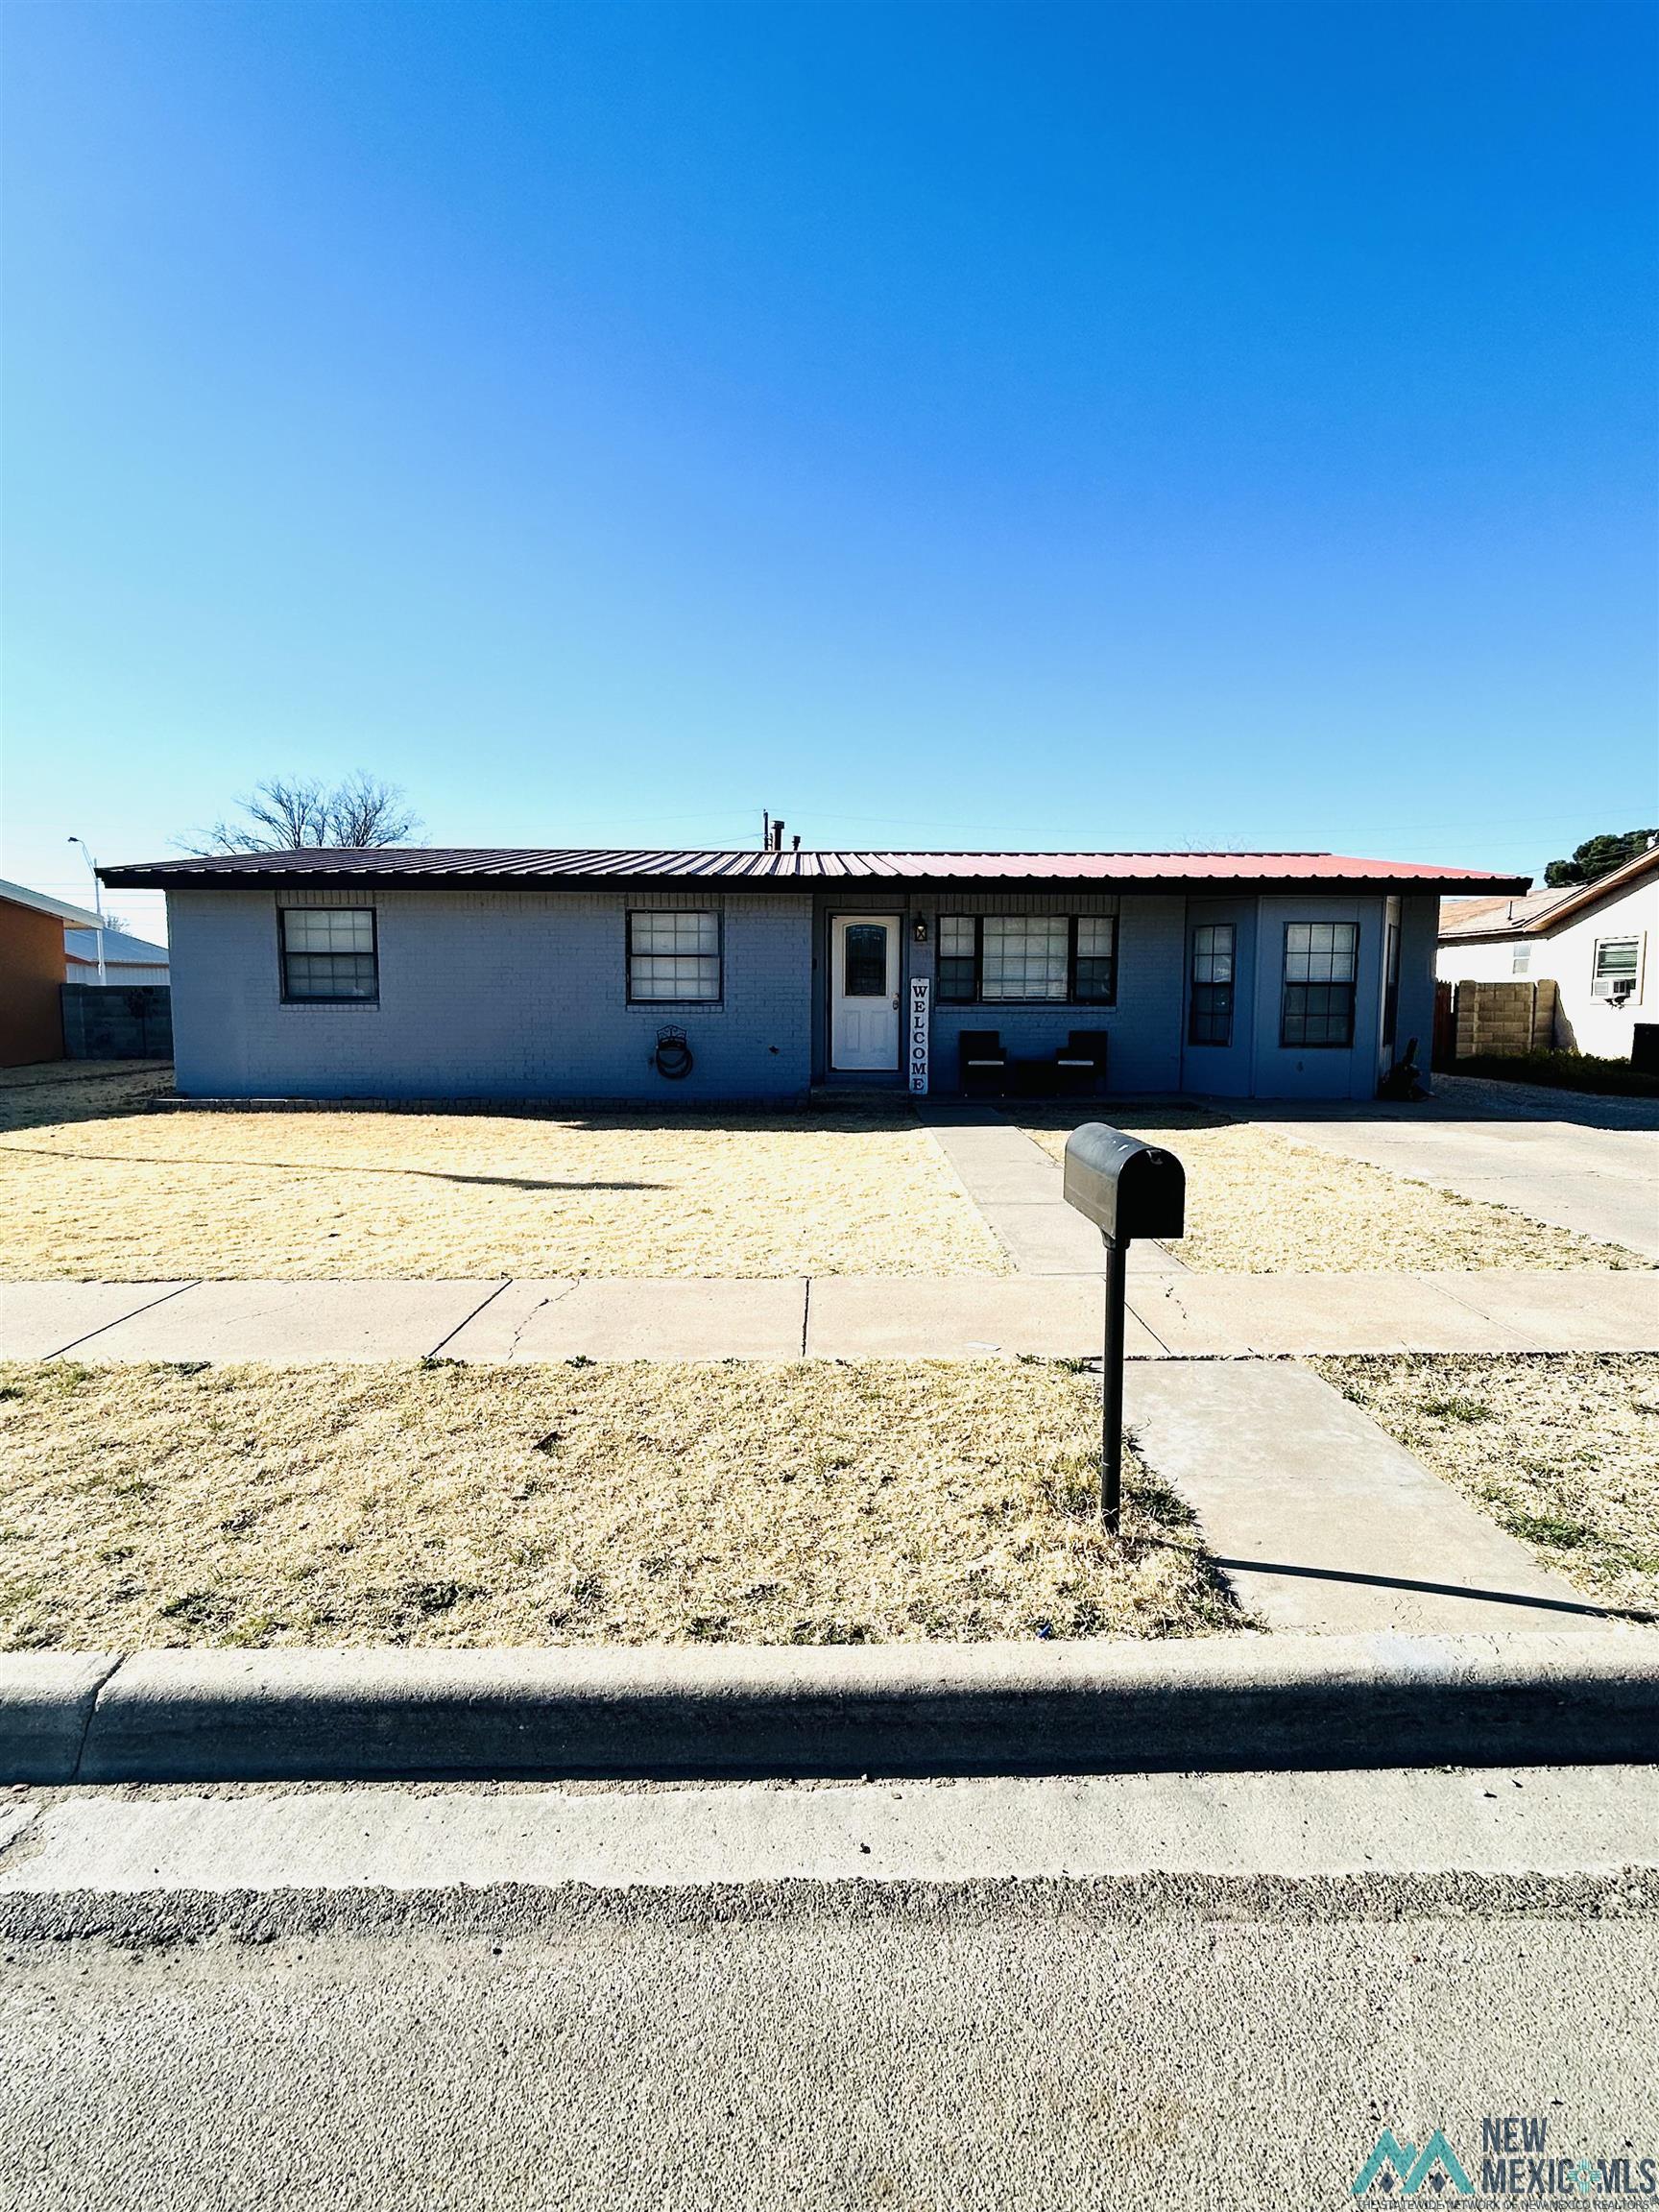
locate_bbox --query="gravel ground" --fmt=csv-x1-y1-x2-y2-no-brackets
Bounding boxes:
1022,1107,1641,1271
0,1071,1004,1280
1311,1352,1659,1618
0,1358,1238,1648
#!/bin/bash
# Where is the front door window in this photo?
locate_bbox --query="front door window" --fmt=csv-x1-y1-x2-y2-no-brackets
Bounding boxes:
844,923,889,995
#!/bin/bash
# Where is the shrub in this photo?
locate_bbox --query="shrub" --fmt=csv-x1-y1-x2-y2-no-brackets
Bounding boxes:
1454,1050,1659,1099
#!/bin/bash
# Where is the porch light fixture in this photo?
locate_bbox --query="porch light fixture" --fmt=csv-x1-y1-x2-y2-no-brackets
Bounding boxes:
912,914,929,944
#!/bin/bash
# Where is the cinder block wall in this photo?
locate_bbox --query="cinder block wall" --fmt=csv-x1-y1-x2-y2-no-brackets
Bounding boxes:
1453,978,1558,1057
167,888,814,1101
60,985,173,1060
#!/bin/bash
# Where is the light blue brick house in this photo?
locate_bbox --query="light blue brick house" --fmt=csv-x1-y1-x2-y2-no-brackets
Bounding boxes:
100,847,1525,1104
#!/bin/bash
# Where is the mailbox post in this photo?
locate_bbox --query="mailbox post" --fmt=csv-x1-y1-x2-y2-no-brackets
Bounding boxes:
1061,1124,1187,1531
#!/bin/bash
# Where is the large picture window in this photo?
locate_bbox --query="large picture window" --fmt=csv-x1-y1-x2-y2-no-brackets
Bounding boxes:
1188,924,1234,1046
1281,921,1357,1047
627,910,721,1002
279,907,378,1002
935,915,1117,1005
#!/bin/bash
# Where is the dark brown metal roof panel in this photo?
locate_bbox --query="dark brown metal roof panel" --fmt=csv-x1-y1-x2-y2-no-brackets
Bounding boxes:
100,847,1531,894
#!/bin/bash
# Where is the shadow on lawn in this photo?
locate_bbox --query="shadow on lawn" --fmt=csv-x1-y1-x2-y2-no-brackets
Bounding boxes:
0,1142,664,1193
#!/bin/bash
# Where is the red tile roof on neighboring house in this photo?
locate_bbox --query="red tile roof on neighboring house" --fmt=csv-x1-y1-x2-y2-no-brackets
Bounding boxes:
101,847,1530,893
1438,843,1659,941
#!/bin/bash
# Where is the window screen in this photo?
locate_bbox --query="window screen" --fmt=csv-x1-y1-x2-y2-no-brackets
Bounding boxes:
1511,944,1531,976
981,916,1069,1000
280,908,378,1001
628,910,721,1002
1188,923,1234,1046
1281,921,1358,1047
1073,916,1117,1005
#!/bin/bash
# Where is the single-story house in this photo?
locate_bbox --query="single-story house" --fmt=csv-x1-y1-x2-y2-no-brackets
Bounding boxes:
99,846,1527,1104
1437,841,1659,1062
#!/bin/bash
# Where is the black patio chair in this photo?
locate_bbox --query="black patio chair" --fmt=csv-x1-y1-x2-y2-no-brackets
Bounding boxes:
957,1029,1009,1098
1053,1029,1108,1095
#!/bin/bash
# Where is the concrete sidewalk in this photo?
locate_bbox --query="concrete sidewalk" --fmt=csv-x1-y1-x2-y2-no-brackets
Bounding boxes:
6,1268,1654,1362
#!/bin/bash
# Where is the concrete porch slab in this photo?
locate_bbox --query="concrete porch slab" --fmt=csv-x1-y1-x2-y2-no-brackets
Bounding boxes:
0,1282,196,1362
450,1278,809,1361
1122,1361,1620,1636
55,1280,508,1363
1127,1273,1540,1357
805,1276,1166,1360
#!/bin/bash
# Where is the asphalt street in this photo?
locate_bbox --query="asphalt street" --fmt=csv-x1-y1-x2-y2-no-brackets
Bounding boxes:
3,1774,1656,2212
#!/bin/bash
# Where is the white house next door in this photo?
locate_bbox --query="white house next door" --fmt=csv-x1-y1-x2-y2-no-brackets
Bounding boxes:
830,914,902,1071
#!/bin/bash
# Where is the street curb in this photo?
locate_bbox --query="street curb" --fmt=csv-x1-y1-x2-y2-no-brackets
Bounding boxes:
4,1631,1658,1784
0,1654,124,1783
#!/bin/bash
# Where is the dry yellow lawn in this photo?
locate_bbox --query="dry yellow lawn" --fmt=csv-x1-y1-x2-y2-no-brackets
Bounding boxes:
1022,1108,1639,1272
0,1070,1004,1281
0,1358,1238,1649
1313,1353,1659,1619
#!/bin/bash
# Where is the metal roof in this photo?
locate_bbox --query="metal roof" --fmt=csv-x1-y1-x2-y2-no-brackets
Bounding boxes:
101,847,1530,894
1439,843,1659,941
0,875,105,928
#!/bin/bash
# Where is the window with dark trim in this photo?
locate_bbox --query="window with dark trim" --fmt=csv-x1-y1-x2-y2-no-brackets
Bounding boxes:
1281,921,1358,1048
279,907,378,1002
935,915,1116,1005
1188,924,1234,1046
627,909,721,1002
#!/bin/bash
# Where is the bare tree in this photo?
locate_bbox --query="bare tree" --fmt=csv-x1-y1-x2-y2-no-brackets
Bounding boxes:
193,774,421,854
324,771,421,848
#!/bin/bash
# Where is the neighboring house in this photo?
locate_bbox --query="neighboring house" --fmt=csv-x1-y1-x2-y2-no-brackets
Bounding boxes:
1437,842,1659,1061
63,925,171,989
0,879,71,1067
100,846,1526,1105
0,875,172,1067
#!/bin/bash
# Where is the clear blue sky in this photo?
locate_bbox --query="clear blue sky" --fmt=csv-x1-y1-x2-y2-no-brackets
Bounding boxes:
3,0,1654,943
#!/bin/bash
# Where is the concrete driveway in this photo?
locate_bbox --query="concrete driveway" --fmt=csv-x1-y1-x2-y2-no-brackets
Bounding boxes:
1249,1073,1659,1261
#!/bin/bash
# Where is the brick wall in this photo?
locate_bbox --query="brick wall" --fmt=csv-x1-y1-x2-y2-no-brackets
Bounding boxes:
167,887,814,1101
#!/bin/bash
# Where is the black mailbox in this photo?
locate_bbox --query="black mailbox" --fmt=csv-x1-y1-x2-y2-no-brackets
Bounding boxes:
1062,1123,1186,1247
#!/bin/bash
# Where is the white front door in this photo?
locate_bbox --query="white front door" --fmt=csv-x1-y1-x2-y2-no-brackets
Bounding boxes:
830,914,902,1071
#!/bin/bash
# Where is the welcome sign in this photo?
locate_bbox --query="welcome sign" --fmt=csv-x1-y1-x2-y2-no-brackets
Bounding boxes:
907,975,930,1094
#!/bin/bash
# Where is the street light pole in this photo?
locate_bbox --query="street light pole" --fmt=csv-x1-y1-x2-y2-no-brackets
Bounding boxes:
67,836,106,985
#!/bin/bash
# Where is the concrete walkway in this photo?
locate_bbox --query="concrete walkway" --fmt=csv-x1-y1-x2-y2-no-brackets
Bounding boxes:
1123,1364,1619,1635
923,1109,1187,1277
6,1269,1654,1362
